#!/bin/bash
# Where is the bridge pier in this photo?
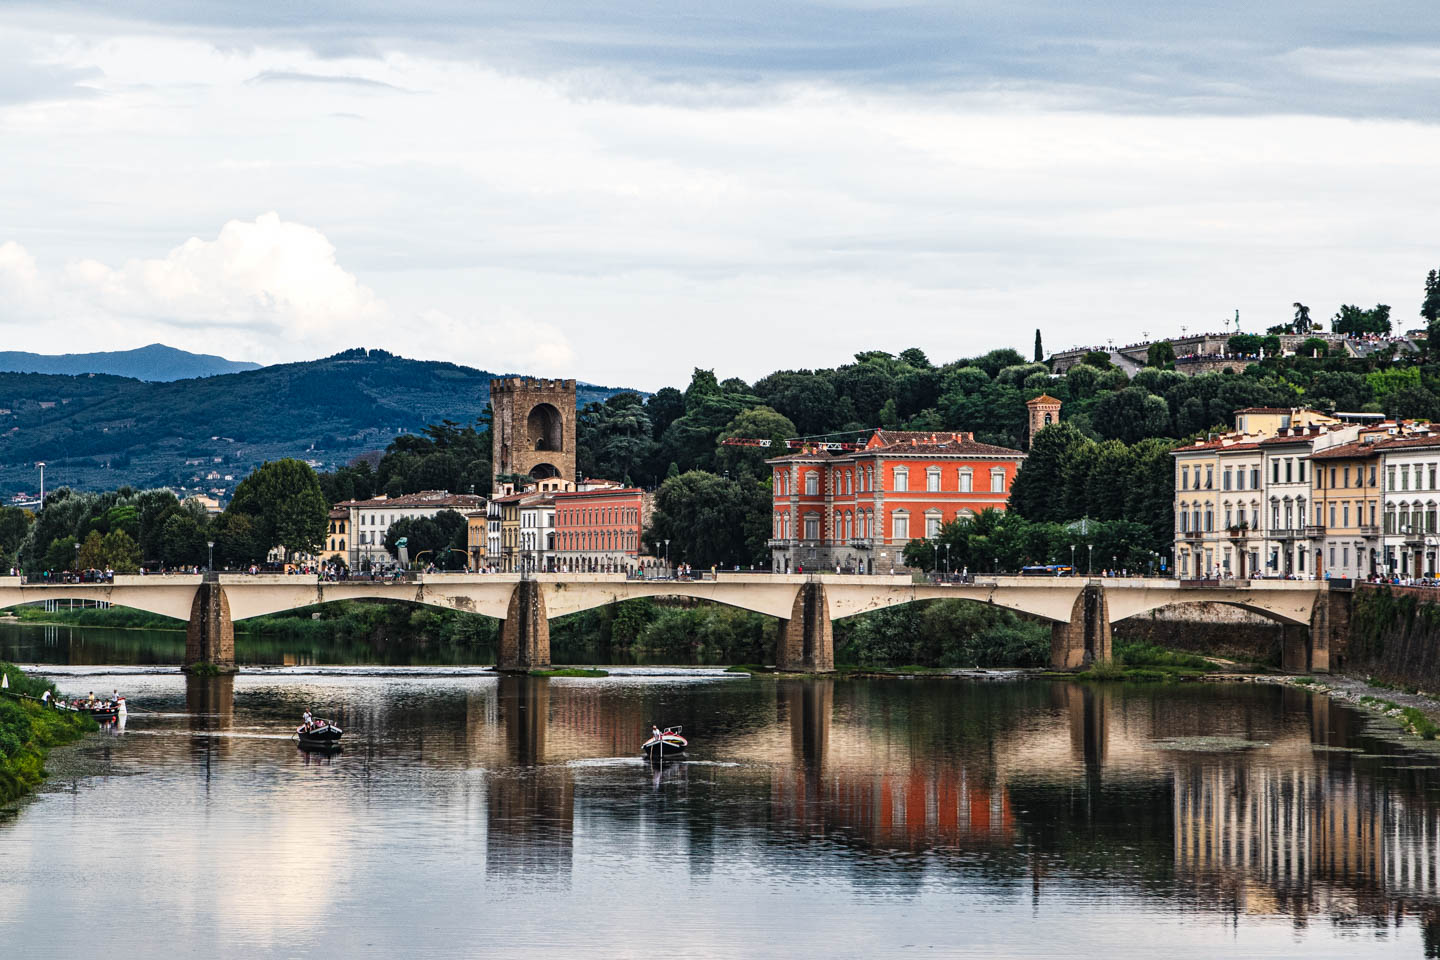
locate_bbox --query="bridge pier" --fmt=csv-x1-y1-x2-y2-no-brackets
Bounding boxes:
498,579,551,672
184,579,236,673
1050,584,1111,670
778,581,834,673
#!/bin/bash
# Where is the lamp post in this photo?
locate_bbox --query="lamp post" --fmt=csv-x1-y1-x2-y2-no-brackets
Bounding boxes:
1070,543,1075,572
74,540,80,573
36,461,45,507
932,542,938,576
993,556,999,575
1088,543,1093,576
664,539,671,577
207,540,215,573
945,543,951,577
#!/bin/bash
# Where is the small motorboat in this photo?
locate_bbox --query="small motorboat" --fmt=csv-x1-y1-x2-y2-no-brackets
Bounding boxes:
296,719,343,749
641,725,687,760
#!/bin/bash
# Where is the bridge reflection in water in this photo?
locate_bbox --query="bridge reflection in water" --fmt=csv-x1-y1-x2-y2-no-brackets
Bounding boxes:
32,671,1440,950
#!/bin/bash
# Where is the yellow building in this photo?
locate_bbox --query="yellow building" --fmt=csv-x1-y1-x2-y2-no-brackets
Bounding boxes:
1309,436,1383,579
320,508,349,567
466,510,487,571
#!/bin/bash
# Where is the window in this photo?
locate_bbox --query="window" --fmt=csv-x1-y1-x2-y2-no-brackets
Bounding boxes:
1404,467,1411,492
1205,508,1213,532
959,469,973,492
927,468,941,492
1272,460,1280,484
1298,460,1306,483
1285,459,1293,483
893,467,908,492
1370,466,1377,486
926,516,942,538
845,472,852,495
1329,504,1336,528
1224,468,1232,490
804,515,819,540
1206,467,1213,489
991,469,1006,493
892,512,909,541
1251,467,1260,489
1182,467,1190,490
1342,503,1349,527
1389,466,1397,491
805,472,819,496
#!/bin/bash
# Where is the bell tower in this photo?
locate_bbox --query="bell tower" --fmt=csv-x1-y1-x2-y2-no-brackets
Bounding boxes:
490,378,577,486
1025,394,1062,449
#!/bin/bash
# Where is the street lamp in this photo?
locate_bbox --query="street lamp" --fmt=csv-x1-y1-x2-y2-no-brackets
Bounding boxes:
1087,543,1093,576
945,543,951,577
664,539,671,576
1070,544,1075,572
932,542,938,575
35,461,45,506
207,540,215,573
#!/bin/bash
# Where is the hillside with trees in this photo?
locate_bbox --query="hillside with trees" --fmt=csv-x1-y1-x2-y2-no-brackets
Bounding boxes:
0,349,632,500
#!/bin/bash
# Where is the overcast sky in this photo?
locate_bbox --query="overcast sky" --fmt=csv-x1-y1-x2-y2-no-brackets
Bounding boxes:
3,2,1440,390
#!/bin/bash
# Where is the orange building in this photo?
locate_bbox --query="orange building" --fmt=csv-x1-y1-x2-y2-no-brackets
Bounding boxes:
553,487,650,573
767,429,1026,574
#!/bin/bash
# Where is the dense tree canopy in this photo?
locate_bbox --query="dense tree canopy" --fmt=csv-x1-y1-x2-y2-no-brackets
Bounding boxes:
226,458,327,560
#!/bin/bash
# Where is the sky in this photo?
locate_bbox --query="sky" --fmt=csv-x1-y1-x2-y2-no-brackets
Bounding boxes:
3,2,1440,391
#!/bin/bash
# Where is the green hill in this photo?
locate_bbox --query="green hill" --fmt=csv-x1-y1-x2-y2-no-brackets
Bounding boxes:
0,349,631,500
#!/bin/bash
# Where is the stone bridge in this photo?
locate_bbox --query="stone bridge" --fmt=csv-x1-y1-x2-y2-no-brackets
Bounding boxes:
0,574,1345,674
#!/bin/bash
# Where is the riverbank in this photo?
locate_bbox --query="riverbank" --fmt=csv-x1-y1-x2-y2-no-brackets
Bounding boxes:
0,662,98,805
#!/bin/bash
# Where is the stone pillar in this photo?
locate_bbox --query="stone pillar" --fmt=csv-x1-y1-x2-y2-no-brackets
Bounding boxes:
1050,584,1112,669
778,581,834,673
184,579,235,673
498,579,551,672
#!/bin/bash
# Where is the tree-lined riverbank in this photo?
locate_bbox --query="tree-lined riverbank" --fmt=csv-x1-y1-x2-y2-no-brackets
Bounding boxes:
0,662,97,804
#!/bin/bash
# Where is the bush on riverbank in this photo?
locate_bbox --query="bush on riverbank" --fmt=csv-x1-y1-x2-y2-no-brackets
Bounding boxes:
835,601,1050,668
3,605,185,629
0,663,97,805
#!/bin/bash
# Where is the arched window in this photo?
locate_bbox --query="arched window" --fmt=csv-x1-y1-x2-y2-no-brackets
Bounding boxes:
845,472,853,495
833,511,841,540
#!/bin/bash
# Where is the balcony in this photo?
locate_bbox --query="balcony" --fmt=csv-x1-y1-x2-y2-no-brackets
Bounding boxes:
1271,528,1306,540
848,538,876,550
1359,525,1381,538
1304,525,1326,538
1225,526,1251,540
766,538,793,550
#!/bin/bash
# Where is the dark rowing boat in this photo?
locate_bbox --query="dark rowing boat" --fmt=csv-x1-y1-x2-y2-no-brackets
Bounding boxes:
641,725,687,760
296,720,343,749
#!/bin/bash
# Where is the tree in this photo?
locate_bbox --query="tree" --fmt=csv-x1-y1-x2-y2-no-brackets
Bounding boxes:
1092,388,1173,444
42,535,77,573
1033,330,1044,363
1146,340,1176,370
1292,302,1312,334
646,471,770,568
1228,334,1264,356
1009,423,1089,522
1332,303,1393,336
100,529,141,573
1081,350,1112,369
226,459,328,560
715,406,797,479
577,392,657,485
1299,337,1328,358
384,510,468,568
1423,269,1440,324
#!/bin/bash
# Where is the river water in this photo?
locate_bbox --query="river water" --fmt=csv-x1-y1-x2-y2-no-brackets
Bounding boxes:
5,628,1440,957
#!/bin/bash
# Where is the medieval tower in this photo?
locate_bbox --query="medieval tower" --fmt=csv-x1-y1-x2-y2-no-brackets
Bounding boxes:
1025,394,1062,449
490,378,578,485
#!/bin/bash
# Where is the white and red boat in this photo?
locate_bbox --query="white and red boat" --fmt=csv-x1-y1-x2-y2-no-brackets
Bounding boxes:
641,725,687,760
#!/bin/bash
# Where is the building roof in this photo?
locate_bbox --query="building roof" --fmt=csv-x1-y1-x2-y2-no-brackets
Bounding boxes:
1308,439,1383,460
1374,433,1440,452
1026,394,1062,406
336,490,486,510
868,436,1025,458
553,487,644,500
328,507,349,519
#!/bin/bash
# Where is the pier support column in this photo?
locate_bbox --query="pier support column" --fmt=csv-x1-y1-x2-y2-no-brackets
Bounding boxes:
778,581,834,673
1050,584,1111,670
184,578,235,673
499,579,551,672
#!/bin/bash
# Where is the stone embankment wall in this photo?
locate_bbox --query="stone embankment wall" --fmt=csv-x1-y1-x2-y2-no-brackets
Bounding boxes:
1345,585,1440,689
1112,602,1286,665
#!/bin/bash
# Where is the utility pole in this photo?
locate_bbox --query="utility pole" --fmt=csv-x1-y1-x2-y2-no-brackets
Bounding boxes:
36,461,45,506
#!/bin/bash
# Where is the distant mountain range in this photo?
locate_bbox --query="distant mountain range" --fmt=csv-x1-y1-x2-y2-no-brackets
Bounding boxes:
0,344,262,381
0,348,636,500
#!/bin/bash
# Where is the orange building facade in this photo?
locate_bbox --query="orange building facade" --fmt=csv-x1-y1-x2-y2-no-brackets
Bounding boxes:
553,487,650,573
767,429,1026,574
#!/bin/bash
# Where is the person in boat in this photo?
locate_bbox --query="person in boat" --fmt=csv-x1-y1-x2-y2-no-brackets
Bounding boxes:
41,690,50,706
302,709,314,731
651,725,661,742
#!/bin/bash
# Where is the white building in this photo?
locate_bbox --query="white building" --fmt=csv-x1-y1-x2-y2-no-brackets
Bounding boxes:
334,490,487,569
518,495,556,572
1378,433,1440,579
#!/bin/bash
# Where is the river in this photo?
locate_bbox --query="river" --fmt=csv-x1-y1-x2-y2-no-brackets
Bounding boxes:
4,626,1440,957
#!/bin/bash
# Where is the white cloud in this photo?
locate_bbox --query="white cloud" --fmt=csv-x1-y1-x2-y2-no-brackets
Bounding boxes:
61,212,385,345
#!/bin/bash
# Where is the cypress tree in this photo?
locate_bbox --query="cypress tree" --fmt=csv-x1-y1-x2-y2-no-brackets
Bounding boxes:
1033,329,1043,363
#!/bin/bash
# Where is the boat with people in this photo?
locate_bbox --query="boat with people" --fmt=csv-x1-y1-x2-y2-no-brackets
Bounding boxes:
296,709,343,749
641,724,687,760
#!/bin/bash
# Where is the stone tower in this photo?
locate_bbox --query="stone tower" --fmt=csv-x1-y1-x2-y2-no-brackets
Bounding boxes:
1025,394,1062,449
490,377,577,485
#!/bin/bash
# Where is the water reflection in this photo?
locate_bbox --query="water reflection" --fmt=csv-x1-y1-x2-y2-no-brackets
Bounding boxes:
8,673,1440,956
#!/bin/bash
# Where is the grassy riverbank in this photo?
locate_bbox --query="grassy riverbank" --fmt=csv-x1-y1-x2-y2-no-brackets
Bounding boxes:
0,663,98,805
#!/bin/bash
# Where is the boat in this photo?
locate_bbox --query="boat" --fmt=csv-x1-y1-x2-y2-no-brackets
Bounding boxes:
296,719,343,749
641,725,687,760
